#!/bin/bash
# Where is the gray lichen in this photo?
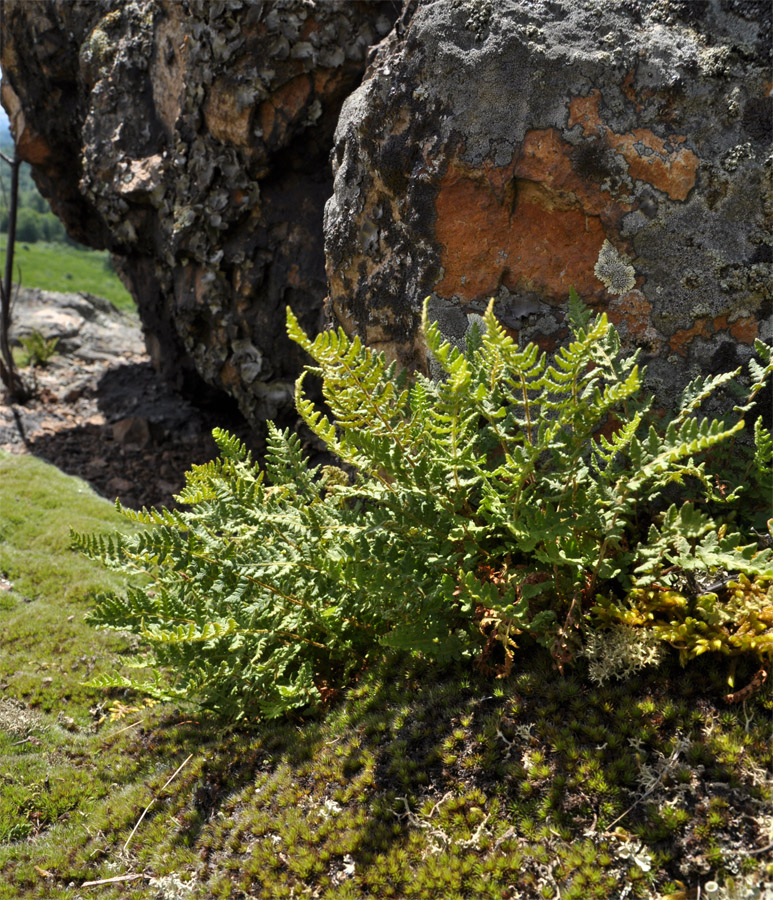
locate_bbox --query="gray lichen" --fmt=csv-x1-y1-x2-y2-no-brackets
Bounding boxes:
582,625,665,686
594,239,637,296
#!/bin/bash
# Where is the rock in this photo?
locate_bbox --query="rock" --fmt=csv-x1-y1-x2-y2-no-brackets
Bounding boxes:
112,416,151,449
106,476,133,495
0,0,399,428
8,287,145,361
324,0,772,409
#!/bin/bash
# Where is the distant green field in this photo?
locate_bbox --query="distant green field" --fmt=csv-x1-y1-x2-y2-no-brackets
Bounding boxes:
0,240,135,312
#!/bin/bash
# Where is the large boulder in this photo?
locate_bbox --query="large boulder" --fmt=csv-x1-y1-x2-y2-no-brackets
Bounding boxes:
325,0,772,407
1,0,397,424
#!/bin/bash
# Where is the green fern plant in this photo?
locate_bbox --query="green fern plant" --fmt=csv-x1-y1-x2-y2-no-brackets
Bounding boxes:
19,329,58,367
74,291,773,720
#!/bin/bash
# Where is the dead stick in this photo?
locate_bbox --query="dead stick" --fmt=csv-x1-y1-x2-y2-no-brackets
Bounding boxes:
123,753,192,852
81,873,145,888
107,719,143,738
724,667,767,704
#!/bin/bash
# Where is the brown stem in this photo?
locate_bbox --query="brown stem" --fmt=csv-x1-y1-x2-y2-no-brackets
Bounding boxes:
0,147,28,400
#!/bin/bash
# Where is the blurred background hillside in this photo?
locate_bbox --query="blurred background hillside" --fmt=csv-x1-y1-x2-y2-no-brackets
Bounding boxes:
0,106,133,311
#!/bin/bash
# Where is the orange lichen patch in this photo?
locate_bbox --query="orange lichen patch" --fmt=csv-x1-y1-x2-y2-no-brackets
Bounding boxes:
533,331,560,354
669,317,712,356
714,314,759,344
299,16,323,41
502,324,519,343
622,72,640,109
433,160,607,301
1,82,51,165
434,166,512,298
503,195,607,298
607,289,652,340
670,314,759,357
219,359,240,390
193,267,210,304
259,75,312,144
731,317,759,343
595,412,625,443
568,89,699,201
313,69,334,95
621,70,657,112
515,128,633,219
568,91,604,136
607,129,699,201
15,127,50,167
608,290,665,354
713,314,728,331
287,264,302,288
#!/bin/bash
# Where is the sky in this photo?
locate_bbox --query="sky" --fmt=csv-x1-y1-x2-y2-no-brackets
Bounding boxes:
0,106,10,141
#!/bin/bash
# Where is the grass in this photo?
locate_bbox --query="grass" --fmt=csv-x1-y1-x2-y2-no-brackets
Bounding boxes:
0,241,134,311
0,451,771,899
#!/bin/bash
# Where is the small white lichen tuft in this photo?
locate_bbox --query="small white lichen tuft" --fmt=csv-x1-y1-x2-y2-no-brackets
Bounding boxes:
594,239,636,295
148,874,197,900
582,624,665,685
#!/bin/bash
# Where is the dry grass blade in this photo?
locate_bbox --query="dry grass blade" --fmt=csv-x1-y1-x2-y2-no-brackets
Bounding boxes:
81,873,145,888
123,753,193,852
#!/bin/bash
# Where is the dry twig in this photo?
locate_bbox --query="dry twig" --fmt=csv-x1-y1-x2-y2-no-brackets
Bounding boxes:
123,753,193,852
82,873,145,888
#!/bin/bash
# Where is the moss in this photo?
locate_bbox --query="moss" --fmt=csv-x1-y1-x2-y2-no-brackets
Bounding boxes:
1,455,773,897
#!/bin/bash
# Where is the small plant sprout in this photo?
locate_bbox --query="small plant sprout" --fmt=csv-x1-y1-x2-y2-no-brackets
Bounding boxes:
19,329,58,367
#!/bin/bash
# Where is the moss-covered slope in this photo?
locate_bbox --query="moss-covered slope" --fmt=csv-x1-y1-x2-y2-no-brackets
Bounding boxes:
0,452,770,899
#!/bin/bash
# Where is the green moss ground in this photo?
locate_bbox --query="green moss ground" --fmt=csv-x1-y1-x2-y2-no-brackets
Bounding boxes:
0,452,771,899
0,241,134,312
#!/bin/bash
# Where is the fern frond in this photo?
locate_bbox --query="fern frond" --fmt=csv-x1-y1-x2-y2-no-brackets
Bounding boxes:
674,369,741,425
76,290,768,721
566,286,592,329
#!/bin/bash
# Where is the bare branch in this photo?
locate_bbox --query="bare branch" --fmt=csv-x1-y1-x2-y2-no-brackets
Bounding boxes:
0,146,29,400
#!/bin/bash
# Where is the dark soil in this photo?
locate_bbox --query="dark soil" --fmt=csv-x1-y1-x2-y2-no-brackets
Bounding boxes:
0,350,261,511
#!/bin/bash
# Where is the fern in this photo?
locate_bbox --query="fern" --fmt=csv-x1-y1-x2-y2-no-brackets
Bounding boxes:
76,294,773,720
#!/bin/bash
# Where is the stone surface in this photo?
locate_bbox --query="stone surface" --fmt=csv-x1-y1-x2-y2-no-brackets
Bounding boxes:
112,415,151,449
1,0,397,427
324,0,772,407
9,287,145,361
1,288,333,510
0,287,258,510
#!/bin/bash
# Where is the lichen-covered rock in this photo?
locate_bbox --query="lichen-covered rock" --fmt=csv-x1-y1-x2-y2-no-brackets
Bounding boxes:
1,0,397,423
325,0,772,407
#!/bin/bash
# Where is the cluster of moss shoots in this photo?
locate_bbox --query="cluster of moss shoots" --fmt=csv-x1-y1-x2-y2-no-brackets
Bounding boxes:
2,651,771,898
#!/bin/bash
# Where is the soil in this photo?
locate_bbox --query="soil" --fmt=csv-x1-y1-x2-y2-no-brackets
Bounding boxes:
0,290,262,510
0,354,263,511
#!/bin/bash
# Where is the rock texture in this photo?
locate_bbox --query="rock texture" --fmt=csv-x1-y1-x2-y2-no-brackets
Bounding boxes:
9,287,145,362
1,0,397,425
0,287,257,510
3,0,770,422
325,0,772,407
